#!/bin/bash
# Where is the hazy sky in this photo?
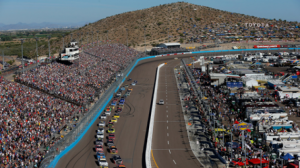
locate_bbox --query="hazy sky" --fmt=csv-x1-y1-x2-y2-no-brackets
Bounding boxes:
0,0,299,24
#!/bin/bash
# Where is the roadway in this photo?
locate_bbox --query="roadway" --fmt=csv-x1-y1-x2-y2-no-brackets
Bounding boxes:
151,59,203,168
55,49,294,168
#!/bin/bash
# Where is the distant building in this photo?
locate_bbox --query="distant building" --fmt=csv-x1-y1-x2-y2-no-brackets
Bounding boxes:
156,43,181,48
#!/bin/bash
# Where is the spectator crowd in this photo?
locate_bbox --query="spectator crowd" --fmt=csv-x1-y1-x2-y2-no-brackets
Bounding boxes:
0,43,141,167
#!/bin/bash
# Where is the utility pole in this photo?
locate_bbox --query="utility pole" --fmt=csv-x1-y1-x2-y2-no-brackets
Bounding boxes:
35,37,39,66
71,33,73,42
126,29,128,47
48,36,51,60
21,39,24,74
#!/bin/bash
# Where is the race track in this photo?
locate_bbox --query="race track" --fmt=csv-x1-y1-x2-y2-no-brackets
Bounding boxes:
55,49,296,168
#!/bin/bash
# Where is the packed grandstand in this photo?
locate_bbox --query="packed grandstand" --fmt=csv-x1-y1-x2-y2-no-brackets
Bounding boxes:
0,44,143,167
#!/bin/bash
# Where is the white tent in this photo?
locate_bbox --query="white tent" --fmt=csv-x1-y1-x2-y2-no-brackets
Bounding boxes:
242,77,259,87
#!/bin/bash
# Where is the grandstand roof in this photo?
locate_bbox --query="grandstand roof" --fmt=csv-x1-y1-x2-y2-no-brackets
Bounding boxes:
160,43,180,46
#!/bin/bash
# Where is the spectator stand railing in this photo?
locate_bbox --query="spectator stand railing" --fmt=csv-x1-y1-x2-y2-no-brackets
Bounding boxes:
39,55,138,168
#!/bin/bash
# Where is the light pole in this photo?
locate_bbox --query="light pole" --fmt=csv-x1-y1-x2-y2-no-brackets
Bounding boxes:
81,33,83,45
62,34,65,49
35,37,39,66
77,33,80,44
48,36,51,60
0,37,3,71
87,32,89,45
106,31,108,44
126,29,128,47
167,28,170,42
91,31,93,46
97,31,99,46
144,27,146,55
21,39,24,74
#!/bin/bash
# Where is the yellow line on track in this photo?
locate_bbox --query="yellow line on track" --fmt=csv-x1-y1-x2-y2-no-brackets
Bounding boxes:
151,150,159,168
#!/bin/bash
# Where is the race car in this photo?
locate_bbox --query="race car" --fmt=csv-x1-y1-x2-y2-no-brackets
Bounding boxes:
110,146,118,154
110,105,115,109
125,92,130,96
110,118,117,123
99,121,105,127
113,114,120,119
106,139,114,147
111,102,117,106
134,80,137,83
112,98,118,103
131,82,136,86
117,165,126,168
96,137,103,141
98,159,108,167
119,98,125,103
97,128,104,134
97,132,104,139
118,104,124,109
96,152,106,161
112,155,123,165
116,108,122,113
108,133,115,140
95,145,103,152
116,92,122,97
100,114,107,119
107,128,115,133
108,124,114,129
95,140,103,146
105,110,111,116
128,88,132,92
105,107,111,112
119,102,124,106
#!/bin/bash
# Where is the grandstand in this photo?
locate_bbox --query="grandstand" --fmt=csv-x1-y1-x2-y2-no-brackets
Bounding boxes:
0,44,142,167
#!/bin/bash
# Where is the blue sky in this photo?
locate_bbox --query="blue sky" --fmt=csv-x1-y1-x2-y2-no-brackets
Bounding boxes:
0,0,299,24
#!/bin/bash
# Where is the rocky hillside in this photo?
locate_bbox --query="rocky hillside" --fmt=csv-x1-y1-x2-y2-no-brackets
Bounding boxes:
12,2,300,57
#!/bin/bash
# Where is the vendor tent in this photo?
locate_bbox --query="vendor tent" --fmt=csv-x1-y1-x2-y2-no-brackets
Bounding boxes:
281,153,294,160
242,77,259,87
249,158,269,164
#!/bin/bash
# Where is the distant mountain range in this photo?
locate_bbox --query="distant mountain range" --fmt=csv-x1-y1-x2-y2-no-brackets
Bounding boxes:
0,21,91,30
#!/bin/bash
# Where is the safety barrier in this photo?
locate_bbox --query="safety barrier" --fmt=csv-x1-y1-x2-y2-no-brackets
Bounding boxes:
145,63,164,168
45,56,153,168
46,47,300,168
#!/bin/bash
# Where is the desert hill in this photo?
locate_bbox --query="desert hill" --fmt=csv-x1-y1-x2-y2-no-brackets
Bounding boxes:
21,2,299,57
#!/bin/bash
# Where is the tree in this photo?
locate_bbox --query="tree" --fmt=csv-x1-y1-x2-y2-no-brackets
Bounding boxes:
157,22,163,26
179,38,184,43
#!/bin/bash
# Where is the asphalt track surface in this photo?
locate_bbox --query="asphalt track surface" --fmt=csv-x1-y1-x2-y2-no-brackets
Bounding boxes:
152,59,203,168
56,49,296,168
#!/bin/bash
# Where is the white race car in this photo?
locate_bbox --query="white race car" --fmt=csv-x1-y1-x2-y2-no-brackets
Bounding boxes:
97,132,104,139
97,128,104,134
99,121,105,127
100,114,107,119
98,159,108,167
